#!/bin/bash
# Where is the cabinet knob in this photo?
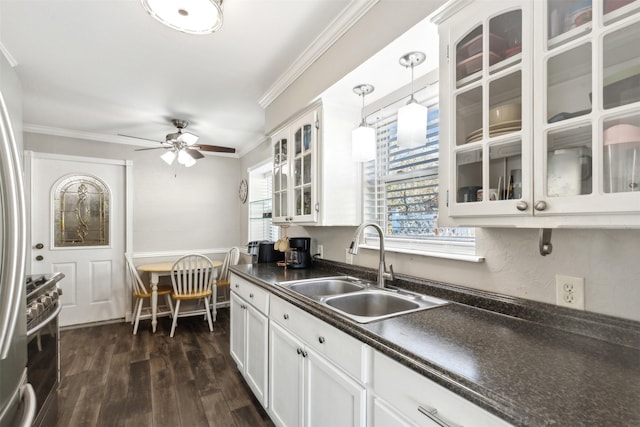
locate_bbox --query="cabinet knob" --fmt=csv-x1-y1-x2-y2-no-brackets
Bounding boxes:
283,314,289,320
534,200,547,211
296,348,302,355
235,284,239,288
35,243,44,249
249,293,254,298
516,201,528,211
318,336,325,344
301,350,308,358
35,255,44,261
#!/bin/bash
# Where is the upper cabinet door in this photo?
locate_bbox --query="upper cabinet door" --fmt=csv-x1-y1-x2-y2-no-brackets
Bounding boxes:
272,127,290,223
289,110,318,223
534,0,640,218
445,1,533,218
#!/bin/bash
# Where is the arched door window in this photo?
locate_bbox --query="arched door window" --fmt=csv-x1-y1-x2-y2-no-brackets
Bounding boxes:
53,174,110,247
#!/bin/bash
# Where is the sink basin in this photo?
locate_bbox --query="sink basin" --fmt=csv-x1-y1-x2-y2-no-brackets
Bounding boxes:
325,291,419,316
279,276,448,323
324,290,447,323
281,276,366,299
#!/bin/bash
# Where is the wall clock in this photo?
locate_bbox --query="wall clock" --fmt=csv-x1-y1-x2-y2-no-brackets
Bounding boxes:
239,179,248,204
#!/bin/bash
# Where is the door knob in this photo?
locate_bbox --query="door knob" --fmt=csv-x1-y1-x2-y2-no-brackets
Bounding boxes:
35,243,44,249
35,255,44,261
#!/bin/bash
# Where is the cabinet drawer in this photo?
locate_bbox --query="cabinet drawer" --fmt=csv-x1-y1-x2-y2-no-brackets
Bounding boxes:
271,296,368,383
229,273,269,315
372,351,512,427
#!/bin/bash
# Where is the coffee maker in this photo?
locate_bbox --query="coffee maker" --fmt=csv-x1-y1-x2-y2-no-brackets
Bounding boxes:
286,237,311,269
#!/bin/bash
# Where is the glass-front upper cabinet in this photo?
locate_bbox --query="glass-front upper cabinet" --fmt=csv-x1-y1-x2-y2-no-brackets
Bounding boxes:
537,0,640,216
271,128,289,223
447,1,532,217
270,108,318,224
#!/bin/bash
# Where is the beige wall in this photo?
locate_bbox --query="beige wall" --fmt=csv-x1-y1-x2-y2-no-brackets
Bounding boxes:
24,133,242,254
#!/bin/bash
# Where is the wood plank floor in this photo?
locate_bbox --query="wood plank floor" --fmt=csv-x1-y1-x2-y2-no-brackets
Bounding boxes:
56,309,275,427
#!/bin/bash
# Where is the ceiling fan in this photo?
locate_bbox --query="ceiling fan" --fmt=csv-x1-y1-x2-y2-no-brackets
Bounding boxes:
119,119,236,167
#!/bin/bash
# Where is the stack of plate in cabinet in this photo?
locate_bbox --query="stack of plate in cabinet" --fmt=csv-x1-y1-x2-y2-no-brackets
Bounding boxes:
466,103,522,143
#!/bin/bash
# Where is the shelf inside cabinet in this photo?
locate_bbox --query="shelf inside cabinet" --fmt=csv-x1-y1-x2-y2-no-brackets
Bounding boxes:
603,0,640,24
489,52,522,74
548,23,592,49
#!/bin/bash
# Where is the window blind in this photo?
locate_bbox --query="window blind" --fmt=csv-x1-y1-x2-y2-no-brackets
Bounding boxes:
249,171,278,242
363,98,475,250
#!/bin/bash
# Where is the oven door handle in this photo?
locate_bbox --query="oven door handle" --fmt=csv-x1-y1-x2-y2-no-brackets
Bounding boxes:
27,304,62,338
18,383,37,427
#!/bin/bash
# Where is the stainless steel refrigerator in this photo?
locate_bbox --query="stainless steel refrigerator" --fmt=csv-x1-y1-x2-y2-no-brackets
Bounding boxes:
0,53,36,426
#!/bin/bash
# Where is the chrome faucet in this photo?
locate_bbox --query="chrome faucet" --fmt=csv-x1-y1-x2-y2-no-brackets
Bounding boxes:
349,223,394,288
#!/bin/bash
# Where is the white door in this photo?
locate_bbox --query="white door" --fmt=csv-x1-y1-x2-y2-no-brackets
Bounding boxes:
269,321,303,427
27,152,128,327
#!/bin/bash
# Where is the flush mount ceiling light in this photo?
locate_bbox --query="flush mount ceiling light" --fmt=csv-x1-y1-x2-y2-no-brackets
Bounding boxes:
397,51,428,149
140,0,224,35
352,84,376,162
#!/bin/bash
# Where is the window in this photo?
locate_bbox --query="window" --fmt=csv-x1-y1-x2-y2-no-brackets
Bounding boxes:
248,162,278,242
363,93,475,257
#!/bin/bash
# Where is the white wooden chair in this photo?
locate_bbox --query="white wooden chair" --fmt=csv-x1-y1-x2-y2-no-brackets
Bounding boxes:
213,246,240,320
125,254,174,335
169,253,215,337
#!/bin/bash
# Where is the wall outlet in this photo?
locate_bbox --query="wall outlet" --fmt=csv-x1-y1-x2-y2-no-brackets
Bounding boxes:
317,244,324,259
345,248,353,264
555,275,585,310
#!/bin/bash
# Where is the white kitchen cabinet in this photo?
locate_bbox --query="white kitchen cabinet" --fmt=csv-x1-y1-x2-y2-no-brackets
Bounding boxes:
434,0,640,228
370,350,512,427
269,296,367,427
229,274,269,408
270,101,362,226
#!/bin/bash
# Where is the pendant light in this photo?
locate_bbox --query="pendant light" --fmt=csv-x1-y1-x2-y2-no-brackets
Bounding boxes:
351,84,376,162
397,51,428,149
140,0,224,35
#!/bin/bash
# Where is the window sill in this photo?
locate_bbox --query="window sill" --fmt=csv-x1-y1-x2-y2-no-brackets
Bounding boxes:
358,243,485,263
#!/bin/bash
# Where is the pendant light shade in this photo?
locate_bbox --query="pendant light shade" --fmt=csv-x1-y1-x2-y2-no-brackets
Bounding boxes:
397,101,428,149
352,126,376,162
352,84,376,162
397,51,427,149
141,0,223,35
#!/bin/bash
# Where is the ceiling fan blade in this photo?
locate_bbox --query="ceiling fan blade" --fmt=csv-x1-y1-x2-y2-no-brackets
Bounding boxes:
118,134,164,144
196,144,236,154
134,146,172,151
185,148,204,159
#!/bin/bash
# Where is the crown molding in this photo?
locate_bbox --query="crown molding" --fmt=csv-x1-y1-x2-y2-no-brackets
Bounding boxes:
24,123,240,158
0,42,18,67
258,0,379,109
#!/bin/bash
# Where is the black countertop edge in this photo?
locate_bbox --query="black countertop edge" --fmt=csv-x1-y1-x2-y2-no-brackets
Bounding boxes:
310,259,640,350
229,264,542,426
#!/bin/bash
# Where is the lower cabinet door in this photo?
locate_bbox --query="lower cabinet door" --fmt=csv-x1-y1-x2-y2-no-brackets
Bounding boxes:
245,304,269,407
305,348,365,427
269,321,304,427
371,396,415,427
229,292,245,371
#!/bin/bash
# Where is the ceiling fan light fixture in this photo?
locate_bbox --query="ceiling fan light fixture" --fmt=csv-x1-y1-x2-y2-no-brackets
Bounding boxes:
161,150,177,165
177,149,196,167
178,131,199,146
140,0,223,35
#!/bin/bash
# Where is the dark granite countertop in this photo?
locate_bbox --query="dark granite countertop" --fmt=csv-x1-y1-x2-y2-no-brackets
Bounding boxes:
229,261,640,426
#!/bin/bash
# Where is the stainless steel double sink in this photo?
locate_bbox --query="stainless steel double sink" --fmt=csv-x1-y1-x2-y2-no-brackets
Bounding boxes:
279,276,448,323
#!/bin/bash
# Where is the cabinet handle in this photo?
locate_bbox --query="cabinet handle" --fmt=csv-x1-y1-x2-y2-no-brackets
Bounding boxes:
318,336,325,344
417,405,462,427
534,200,547,211
283,314,289,320
516,200,528,211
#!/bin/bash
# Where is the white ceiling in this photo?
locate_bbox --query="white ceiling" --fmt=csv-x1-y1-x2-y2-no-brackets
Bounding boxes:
0,0,371,155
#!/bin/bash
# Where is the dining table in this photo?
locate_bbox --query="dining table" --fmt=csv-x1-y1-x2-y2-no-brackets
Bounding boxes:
137,259,222,333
